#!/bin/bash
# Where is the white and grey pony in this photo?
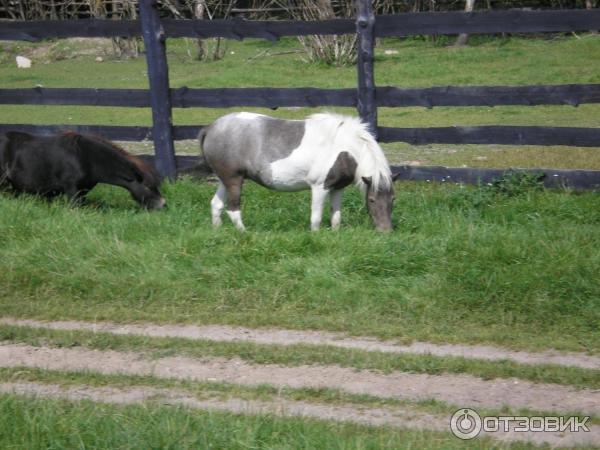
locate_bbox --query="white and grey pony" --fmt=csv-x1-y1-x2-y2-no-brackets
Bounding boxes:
198,112,395,231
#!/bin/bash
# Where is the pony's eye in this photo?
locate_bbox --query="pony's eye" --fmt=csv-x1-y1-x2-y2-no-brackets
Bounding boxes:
369,198,375,203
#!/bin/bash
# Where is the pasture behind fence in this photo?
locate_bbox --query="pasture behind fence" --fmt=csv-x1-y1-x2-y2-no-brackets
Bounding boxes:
1,0,600,188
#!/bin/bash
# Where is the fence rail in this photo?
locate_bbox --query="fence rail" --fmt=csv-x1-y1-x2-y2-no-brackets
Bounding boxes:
2,9,600,41
1,1,600,186
139,154,600,191
130,154,600,191
377,126,600,147
3,123,600,148
391,165,600,190
3,84,600,108
0,124,153,141
128,154,600,191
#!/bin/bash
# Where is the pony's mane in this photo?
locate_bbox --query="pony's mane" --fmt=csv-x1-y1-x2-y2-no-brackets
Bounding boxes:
62,132,161,186
307,113,392,191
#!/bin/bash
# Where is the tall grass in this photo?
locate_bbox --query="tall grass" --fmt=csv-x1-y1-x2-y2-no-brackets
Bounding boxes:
0,394,535,450
1,178,598,352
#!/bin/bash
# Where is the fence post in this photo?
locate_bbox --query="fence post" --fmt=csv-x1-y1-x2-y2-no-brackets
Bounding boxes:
356,0,377,138
139,0,177,179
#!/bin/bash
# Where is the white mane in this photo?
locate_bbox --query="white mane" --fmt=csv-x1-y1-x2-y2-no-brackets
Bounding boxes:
307,113,392,191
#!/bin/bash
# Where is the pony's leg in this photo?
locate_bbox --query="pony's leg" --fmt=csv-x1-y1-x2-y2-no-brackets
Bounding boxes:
64,185,88,207
224,177,245,231
310,185,328,231
210,181,227,227
68,189,89,207
330,189,343,230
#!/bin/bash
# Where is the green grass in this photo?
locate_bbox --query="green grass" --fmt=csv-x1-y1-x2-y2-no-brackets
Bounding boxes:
1,35,600,168
381,142,600,169
0,393,539,450
3,35,600,88
1,177,599,353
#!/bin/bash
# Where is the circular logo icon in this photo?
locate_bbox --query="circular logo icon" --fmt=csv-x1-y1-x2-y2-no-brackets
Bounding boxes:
450,408,482,440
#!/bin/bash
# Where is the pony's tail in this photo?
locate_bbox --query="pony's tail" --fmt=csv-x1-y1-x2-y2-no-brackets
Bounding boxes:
180,127,213,177
198,127,208,153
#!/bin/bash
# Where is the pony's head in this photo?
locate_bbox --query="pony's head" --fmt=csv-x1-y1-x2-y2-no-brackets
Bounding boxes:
71,133,167,210
344,119,394,232
125,157,166,210
362,176,394,232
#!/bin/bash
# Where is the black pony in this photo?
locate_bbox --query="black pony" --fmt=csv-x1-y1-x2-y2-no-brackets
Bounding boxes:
0,131,165,209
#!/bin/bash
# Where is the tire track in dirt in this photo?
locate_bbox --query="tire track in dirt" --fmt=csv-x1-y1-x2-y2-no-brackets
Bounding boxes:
2,317,598,370
0,343,598,416
1,381,599,447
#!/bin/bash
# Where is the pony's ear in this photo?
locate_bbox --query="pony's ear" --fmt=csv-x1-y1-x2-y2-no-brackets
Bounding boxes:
362,176,372,186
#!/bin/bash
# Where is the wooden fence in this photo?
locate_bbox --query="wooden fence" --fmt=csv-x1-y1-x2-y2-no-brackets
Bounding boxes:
1,0,600,187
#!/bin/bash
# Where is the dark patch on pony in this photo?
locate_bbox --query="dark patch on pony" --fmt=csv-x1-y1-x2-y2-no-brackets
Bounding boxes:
324,151,358,190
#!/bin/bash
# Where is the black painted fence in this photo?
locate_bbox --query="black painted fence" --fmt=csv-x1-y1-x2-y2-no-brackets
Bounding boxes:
3,84,600,109
1,0,600,187
2,10,600,41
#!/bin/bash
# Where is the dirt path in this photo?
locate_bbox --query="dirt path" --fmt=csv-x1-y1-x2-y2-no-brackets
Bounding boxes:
2,380,599,447
1,343,598,416
2,317,598,370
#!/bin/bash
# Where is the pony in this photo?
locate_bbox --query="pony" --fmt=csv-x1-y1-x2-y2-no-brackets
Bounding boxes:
199,112,394,231
0,131,166,209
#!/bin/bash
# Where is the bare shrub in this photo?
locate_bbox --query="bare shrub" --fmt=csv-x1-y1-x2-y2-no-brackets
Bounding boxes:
277,0,393,66
186,0,235,61
281,0,357,66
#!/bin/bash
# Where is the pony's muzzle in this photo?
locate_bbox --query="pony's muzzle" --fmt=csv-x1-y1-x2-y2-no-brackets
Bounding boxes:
375,221,393,232
149,197,167,210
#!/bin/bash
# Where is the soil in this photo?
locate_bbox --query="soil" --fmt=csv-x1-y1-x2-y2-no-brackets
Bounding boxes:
0,343,598,416
2,317,598,370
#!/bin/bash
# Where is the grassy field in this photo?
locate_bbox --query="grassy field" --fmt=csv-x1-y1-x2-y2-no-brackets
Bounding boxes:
1,34,600,448
1,178,599,353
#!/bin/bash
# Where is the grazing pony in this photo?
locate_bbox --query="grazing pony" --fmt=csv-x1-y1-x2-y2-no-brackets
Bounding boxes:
199,112,394,231
0,131,166,209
